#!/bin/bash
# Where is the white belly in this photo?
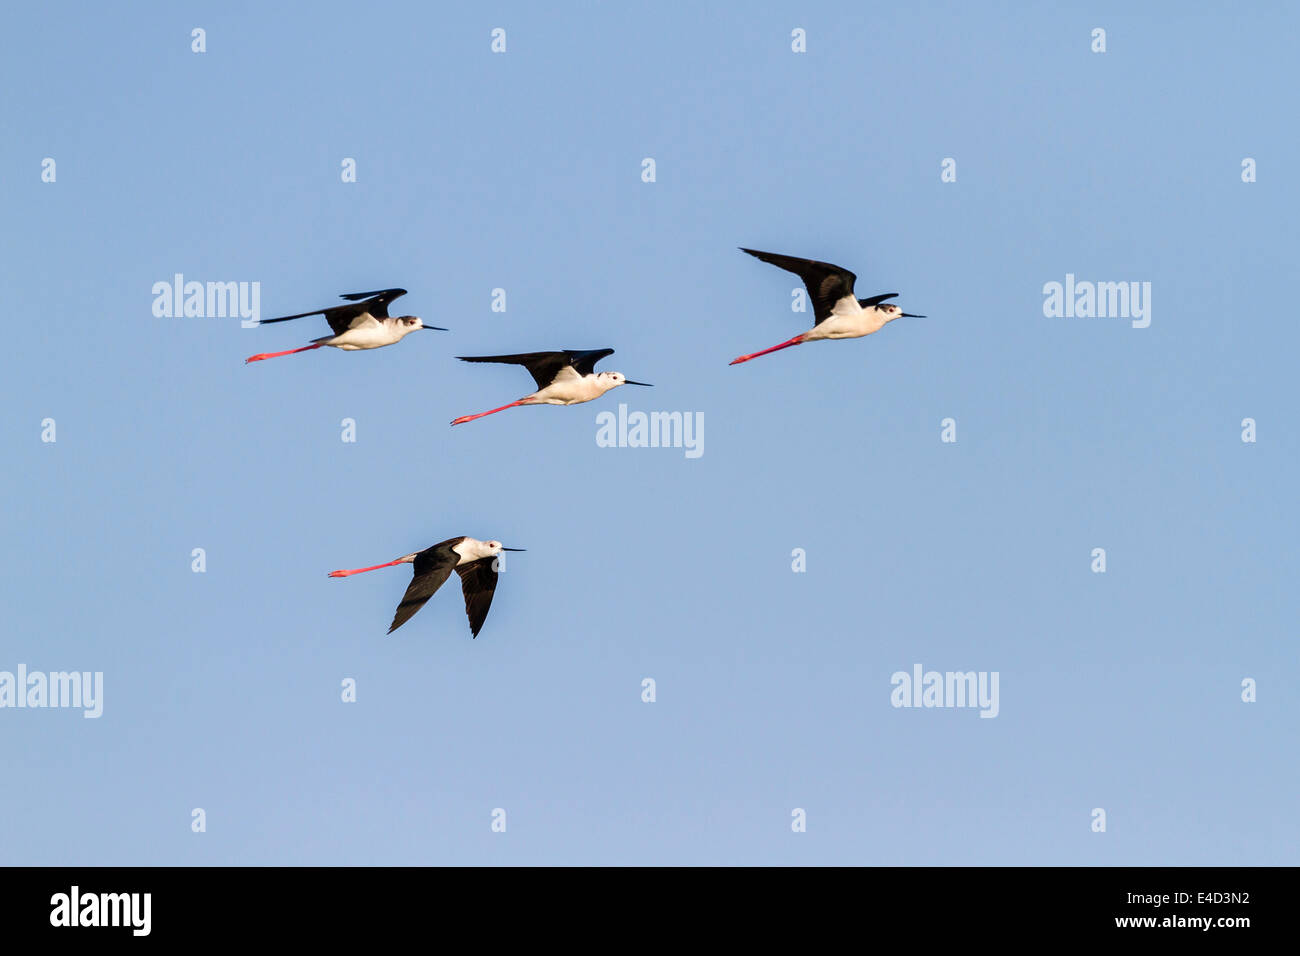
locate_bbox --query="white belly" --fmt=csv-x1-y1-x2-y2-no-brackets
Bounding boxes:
807,304,885,341
531,375,607,406
322,326,399,350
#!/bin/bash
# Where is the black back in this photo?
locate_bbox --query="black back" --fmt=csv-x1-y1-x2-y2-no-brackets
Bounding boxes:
387,537,461,634
740,249,859,324
456,349,615,390
259,288,408,336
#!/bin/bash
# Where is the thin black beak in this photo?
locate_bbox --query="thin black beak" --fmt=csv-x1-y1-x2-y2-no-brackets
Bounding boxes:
501,547,526,552
421,325,448,331
900,313,926,318
623,380,653,386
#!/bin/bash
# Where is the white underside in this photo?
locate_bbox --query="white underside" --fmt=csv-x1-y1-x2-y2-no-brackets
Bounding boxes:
804,299,889,341
319,329,402,350
317,315,413,350
526,372,617,406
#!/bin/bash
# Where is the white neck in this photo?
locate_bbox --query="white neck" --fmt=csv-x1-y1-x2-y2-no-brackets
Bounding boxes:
453,537,495,563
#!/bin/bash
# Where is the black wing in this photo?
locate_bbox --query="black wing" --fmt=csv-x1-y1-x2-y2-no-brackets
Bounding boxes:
259,288,407,336
456,349,614,390
857,292,899,308
387,537,460,634
740,249,857,324
454,558,499,638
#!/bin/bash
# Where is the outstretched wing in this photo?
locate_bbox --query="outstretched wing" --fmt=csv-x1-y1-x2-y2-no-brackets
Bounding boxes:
456,349,614,390
857,292,899,308
387,538,459,634
259,288,407,336
567,348,615,376
740,249,858,324
454,558,499,638
337,289,406,317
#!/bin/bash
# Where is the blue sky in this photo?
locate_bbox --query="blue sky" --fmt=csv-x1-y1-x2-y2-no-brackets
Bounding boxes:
2,1,1296,865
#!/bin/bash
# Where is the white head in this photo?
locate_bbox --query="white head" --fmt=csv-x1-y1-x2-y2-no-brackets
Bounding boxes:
879,304,926,323
595,371,653,393
394,315,446,336
468,538,525,561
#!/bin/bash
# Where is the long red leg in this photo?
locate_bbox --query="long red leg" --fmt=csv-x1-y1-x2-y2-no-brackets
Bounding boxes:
246,343,323,364
329,559,405,578
729,334,808,366
450,399,528,426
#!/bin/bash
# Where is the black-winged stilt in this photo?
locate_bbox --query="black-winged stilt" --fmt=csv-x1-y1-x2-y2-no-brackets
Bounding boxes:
449,349,651,425
729,249,925,365
328,537,524,637
245,288,445,364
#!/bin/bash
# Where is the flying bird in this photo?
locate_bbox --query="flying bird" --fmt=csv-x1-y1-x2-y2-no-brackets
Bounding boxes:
729,249,925,365
245,288,445,363
450,349,651,425
328,537,524,637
